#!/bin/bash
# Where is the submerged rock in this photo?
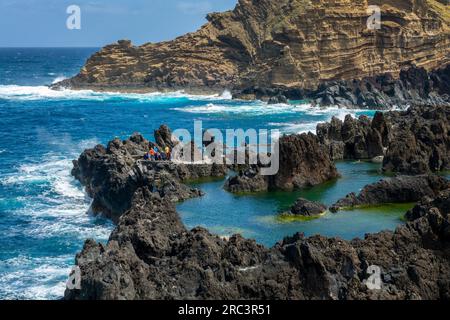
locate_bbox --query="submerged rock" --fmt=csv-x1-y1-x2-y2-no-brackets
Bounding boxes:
330,175,449,212
288,198,327,217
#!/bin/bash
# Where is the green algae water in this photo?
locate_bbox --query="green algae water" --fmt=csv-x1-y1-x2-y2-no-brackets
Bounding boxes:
178,161,414,246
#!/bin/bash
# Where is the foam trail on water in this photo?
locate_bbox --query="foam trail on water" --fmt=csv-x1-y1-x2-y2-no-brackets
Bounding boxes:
0,85,232,102
0,138,113,300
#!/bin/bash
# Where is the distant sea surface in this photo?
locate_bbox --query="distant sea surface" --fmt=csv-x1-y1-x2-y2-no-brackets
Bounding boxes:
0,48,405,300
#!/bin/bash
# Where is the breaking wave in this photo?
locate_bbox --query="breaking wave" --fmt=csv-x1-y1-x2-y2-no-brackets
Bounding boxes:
0,85,233,102
0,138,113,300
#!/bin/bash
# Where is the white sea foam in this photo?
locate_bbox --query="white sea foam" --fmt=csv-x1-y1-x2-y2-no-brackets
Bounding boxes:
0,84,230,102
0,255,72,300
268,122,319,134
0,138,113,300
51,76,67,84
173,102,311,115
174,101,370,118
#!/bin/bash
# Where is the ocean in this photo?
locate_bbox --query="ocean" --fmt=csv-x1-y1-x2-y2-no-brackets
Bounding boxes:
0,48,407,300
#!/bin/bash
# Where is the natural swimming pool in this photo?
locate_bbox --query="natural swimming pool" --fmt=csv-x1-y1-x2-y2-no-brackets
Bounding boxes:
178,161,414,247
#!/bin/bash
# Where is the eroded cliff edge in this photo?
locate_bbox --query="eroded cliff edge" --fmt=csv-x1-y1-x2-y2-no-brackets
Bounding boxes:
56,0,450,107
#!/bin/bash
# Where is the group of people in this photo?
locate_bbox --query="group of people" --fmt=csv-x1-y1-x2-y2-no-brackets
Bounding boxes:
144,146,171,161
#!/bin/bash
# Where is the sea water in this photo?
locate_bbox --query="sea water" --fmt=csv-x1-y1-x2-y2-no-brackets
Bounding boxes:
0,48,413,299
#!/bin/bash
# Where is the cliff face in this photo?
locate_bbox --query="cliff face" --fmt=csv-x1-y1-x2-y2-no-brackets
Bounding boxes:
59,0,450,95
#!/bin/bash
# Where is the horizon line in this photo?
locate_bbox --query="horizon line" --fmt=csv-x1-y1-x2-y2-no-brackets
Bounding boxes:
0,46,101,49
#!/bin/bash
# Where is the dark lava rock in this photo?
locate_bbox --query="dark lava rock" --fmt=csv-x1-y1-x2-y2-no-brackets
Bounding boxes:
267,94,288,104
308,65,450,109
382,106,450,174
224,132,339,193
317,105,449,175
224,166,269,193
72,130,227,222
317,113,388,161
330,175,449,212
65,184,450,300
274,133,339,190
154,125,175,149
289,198,327,216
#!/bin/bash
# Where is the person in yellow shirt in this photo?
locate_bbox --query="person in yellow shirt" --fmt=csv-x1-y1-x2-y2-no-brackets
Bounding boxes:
165,146,171,160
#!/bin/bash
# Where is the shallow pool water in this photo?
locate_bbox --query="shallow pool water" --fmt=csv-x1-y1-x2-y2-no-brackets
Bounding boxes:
178,161,413,246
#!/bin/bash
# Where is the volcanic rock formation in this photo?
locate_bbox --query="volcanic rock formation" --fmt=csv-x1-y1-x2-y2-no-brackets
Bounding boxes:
65,184,450,300
72,127,227,222
54,0,450,108
316,105,450,175
224,132,339,192
287,198,328,217
330,175,450,212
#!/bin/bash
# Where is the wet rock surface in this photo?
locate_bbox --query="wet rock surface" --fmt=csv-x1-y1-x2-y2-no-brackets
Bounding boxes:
330,175,450,212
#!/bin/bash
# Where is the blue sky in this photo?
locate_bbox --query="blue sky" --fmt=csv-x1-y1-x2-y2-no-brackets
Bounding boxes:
0,0,237,47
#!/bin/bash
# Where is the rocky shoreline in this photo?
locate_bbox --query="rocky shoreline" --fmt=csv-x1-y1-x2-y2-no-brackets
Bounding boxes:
52,0,450,110
65,104,450,300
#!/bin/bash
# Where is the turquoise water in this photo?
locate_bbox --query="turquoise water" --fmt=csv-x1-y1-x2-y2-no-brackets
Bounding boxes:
178,161,411,246
0,48,404,299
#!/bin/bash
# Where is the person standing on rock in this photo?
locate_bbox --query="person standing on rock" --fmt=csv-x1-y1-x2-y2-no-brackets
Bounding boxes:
165,146,171,161
149,148,156,161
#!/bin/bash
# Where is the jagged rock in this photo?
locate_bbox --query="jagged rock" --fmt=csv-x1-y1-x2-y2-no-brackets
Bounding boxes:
317,114,385,160
288,198,327,217
382,106,450,174
54,1,450,109
273,133,339,190
154,125,174,149
225,132,339,193
65,184,450,300
330,175,449,212
72,130,227,222
309,66,450,108
317,105,449,172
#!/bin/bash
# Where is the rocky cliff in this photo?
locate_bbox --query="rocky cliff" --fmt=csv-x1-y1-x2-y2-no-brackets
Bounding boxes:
56,0,450,107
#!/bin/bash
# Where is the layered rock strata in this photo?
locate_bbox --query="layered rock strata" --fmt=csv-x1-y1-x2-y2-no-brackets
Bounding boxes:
54,0,450,108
